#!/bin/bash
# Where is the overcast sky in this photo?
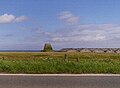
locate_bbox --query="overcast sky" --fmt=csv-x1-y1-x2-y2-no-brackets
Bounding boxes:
0,0,120,50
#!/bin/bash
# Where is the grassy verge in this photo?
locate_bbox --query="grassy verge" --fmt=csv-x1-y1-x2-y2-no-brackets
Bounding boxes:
0,52,120,74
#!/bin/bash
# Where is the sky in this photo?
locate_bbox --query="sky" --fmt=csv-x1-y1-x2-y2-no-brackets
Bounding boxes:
0,0,120,50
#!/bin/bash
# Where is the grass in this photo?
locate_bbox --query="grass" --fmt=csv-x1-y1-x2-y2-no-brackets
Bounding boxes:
0,52,120,73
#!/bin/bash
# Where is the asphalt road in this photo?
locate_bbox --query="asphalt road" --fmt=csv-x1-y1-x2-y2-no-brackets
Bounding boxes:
0,75,120,88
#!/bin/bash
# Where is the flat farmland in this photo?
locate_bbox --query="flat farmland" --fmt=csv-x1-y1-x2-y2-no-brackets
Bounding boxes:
0,52,120,74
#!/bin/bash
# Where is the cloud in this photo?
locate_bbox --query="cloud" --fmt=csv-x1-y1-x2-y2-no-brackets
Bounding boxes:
0,14,27,23
0,14,15,23
36,24,120,48
40,24,107,42
15,11,120,48
14,16,27,22
59,11,79,25
17,23,120,49
3,34,14,37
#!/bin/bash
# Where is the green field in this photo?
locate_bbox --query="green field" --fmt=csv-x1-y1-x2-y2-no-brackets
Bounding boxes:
0,52,120,74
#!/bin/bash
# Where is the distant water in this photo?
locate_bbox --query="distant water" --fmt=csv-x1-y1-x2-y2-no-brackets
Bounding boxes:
0,50,41,52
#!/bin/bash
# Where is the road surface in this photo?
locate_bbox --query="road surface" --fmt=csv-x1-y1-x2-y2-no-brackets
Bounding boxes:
0,74,120,88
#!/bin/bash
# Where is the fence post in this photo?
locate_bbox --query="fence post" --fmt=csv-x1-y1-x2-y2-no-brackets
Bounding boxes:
64,54,68,62
76,58,79,62
2,57,5,60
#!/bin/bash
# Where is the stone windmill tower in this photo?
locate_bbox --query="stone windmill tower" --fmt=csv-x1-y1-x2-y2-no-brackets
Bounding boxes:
42,43,53,52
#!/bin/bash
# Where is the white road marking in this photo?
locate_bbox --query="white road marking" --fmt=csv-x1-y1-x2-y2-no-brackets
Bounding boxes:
0,74,120,76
